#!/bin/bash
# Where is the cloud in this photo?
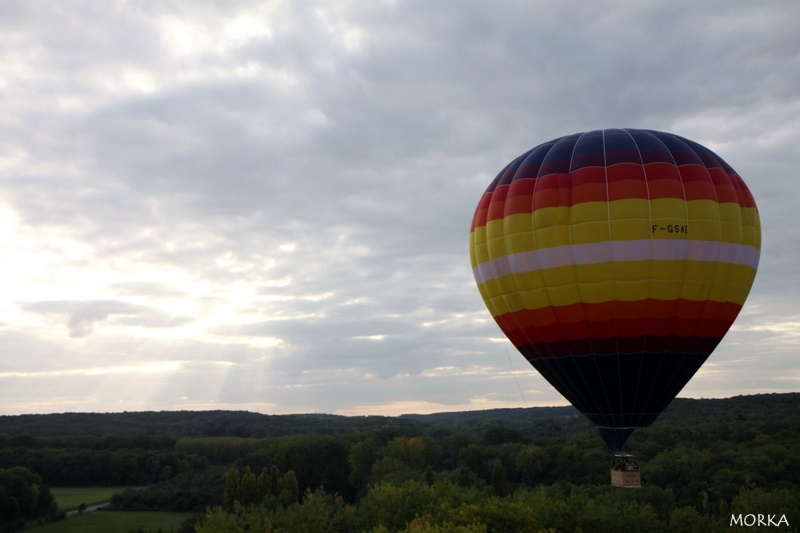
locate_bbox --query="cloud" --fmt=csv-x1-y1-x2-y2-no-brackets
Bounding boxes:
0,0,798,415
21,300,192,337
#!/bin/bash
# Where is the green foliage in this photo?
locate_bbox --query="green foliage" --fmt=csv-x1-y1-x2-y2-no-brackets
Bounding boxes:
24,510,196,533
358,481,437,531
667,507,721,533
348,435,381,494
240,466,257,507
233,434,353,500
221,464,300,512
490,462,508,497
280,470,299,506
175,437,267,464
190,393,800,531
0,466,57,529
109,466,227,512
196,489,357,533
0,446,207,486
385,436,438,472
0,410,423,440
50,486,123,512
729,487,800,529
514,445,545,485
199,480,788,533
223,468,240,513
576,498,664,533
482,426,528,445
2,393,800,531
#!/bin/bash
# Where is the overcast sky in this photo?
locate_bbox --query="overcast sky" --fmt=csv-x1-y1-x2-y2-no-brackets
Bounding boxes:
1,0,798,416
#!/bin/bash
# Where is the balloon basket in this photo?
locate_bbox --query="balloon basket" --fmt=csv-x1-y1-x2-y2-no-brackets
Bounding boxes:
610,453,641,488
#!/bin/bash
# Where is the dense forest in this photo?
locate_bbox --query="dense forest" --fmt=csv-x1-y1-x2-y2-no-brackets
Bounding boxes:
0,393,798,532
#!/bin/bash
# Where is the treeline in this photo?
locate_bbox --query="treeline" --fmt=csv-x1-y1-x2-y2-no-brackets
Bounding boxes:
0,410,411,439
3,394,795,440
196,480,799,532
110,467,228,513
0,433,176,451
189,397,800,532
0,447,209,486
0,393,798,531
0,467,56,531
114,396,800,526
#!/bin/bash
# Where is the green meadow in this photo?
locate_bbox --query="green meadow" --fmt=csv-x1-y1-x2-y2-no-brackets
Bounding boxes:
23,488,195,533
50,486,128,512
27,510,195,533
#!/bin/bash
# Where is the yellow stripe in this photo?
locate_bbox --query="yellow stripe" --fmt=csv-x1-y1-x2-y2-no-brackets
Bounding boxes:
477,201,760,256
469,227,490,267
477,260,758,313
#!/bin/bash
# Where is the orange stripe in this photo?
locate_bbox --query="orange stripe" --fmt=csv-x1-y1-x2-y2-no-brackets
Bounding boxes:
505,179,536,216
709,168,740,203
734,176,757,208
677,165,717,201
486,185,509,221
469,193,492,231
494,299,743,349
477,167,757,224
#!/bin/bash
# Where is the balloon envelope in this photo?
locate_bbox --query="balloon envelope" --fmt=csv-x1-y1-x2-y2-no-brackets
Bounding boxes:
469,129,761,451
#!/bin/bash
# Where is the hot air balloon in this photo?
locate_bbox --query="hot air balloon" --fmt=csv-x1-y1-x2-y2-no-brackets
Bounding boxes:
469,129,760,485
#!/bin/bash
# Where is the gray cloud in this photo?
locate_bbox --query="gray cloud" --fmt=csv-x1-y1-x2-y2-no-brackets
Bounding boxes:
22,300,192,337
0,0,797,415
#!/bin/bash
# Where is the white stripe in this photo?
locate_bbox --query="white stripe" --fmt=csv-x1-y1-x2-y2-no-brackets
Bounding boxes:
474,240,760,284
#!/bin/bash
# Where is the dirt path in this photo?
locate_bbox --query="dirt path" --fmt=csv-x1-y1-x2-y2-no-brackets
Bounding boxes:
65,501,110,517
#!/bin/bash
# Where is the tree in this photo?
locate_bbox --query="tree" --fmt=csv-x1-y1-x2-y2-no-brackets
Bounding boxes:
576,499,665,533
280,470,299,506
729,487,799,530
257,467,269,502
223,468,241,513
268,465,281,498
357,480,435,532
241,466,257,507
0,467,56,529
515,445,545,485
385,436,435,471
490,462,509,497
667,507,720,533
348,436,380,494
195,489,357,533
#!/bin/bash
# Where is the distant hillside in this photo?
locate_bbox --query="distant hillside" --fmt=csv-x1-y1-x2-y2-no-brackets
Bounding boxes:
0,392,797,439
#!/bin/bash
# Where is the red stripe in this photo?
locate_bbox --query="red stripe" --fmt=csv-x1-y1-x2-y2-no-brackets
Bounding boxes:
478,166,757,224
733,175,758,208
677,165,717,201
708,168,740,204
505,179,536,216
470,192,492,232
486,184,509,222
521,335,723,358
494,299,743,355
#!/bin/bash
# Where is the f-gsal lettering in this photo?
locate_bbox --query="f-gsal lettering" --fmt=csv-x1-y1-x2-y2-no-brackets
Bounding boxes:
651,224,688,234
667,224,688,234
730,513,789,526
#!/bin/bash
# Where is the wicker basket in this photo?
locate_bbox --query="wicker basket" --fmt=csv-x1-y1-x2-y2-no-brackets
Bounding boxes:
611,468,641,488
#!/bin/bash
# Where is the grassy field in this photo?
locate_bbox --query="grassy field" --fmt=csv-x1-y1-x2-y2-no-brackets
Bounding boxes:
27,510,196,532
50,486,130,512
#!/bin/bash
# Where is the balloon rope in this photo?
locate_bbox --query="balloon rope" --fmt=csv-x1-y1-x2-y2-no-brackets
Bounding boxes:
505,343,528,408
